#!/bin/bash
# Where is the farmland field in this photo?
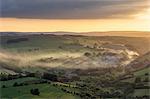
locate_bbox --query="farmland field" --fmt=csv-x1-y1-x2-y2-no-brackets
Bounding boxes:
1,82,80,99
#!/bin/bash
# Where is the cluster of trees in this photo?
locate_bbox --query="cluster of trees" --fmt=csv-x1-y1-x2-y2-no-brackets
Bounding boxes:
62,88,79,96
61,88,93,98
79,85,123,98
52,80,124,99
61,87,123,99
12,79,48,87
42,73,58,81
28,48,40,52
134,76,149,89
13,82,24,87
0,74,24,81
84,43,99,49
0,72,43,81
135,76,149,83
0,71,77,85
135,95,149,99
51,83,91,98
1,80,48,89
84,51,116,58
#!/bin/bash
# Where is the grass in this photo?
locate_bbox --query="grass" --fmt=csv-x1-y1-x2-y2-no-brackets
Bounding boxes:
121,78,135,83
120,66,150,97
0,77,80,99
121,67,150,83
1,83,80,99
134,67,150,77
133,89,149,97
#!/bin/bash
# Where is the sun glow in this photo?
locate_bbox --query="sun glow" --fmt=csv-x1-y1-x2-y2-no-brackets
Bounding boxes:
136,8,150,20
0,17,150,33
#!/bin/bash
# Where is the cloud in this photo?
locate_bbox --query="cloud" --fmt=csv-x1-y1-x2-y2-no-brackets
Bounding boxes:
0,0,149,19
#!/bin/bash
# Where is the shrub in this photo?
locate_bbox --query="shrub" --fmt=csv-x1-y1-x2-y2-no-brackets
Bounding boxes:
30,88,40,95
84,52,91,57
145,73,149,76
135,77,141,83
58,46,62,49
42,73,57,81
143,77,149,82
13,82,19,87
2,85,6,88
19,83,24,86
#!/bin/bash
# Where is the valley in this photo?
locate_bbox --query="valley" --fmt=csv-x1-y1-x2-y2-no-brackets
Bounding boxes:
0,32,150,99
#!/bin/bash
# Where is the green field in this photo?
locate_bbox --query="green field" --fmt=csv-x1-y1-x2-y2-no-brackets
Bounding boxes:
134,67,150,77
0,77,80,99
0,84,80,99
133,89,149,97
120,66,150,98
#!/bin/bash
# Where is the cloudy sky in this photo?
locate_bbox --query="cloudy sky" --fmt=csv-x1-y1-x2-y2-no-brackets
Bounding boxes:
0,0,150,32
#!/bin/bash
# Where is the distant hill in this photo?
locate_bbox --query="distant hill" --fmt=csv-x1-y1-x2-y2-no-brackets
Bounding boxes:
1,32,149,55
81,31,150,37
1,31,150,37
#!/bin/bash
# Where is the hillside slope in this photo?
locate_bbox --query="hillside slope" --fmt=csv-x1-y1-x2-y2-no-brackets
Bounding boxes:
126,52,150,72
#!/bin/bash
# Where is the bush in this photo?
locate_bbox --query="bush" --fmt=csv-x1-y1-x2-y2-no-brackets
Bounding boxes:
2,85,6,88
58,46,62,49
143,77,149,82
84,52,91,57
145,73,149,76
26,73,35,77
42,73,57,81
30,88,40,95
135,77,141,83
13,82,19,87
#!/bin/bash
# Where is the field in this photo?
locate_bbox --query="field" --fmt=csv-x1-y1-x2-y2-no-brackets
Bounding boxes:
120,66,150,98
0,78,80,99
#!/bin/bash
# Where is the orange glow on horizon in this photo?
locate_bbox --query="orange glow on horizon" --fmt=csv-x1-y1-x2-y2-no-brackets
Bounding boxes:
0,17,150,33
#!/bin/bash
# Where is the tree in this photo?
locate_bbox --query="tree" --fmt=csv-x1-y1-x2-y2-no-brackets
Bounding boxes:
58,46,62,49
30,88,40,95
13,82,19,87
112,90,123,97
135,77,141,83
84,52,91,57
2,85,6,88
42,73,57,81
143,77,149,82
145,73,149,76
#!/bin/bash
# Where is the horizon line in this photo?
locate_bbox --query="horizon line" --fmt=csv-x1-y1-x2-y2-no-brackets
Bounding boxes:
0,30,150,33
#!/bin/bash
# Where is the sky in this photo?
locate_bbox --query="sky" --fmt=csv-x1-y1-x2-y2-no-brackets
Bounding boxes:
0,0,150,32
